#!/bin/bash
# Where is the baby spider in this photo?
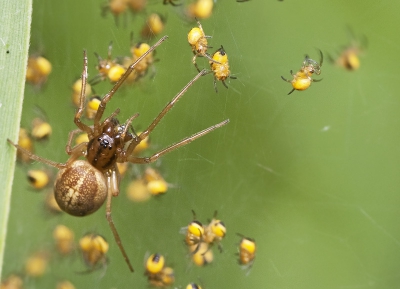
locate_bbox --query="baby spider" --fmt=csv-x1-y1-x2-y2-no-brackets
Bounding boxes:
90,42,127,85
181,210,205,251
126,35,156,81
79,233,109,272
237,233,256,271
188,19,220,72
329,30,367,71
141,13,166,39
8,35,229,273
208,45,236,92
203,211,226,252
102,0,129,26
145,253,175,287
281,50,323,95
187,283,203,289
26,54,52,87
186,0,214,19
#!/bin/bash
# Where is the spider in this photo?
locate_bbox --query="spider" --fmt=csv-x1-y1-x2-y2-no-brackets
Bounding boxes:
328,30,367,71
281,50,323,95
186,0,214,19
188,19,220,72
90,41,126,85
8,35,229,273
145,253,175,287
102,0,129,26
209,45,237,92
236,233,256,270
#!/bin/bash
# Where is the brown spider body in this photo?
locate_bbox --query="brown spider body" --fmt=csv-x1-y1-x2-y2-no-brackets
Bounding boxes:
86,118,134,171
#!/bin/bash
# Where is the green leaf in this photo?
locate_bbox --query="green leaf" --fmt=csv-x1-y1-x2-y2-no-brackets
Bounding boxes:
0,0,32,279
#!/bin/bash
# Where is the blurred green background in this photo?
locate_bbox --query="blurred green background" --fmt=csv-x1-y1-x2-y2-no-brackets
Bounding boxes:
3,0,400,288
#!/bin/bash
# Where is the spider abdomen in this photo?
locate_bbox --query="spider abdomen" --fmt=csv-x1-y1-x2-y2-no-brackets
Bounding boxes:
54,160,107,216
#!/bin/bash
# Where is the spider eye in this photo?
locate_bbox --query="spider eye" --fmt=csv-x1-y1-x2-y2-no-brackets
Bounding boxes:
99,138,110,148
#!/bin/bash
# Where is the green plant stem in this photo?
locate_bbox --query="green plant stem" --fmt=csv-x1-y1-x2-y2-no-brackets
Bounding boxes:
0,0,32,279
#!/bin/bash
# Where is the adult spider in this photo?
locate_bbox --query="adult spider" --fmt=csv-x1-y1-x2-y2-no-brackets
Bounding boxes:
8,35,229,273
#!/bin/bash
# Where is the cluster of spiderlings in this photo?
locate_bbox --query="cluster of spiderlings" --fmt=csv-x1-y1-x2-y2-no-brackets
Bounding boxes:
56,226,112,273
9,34,229,275
102,0,145,25
281,50,324,95
16,114,58,204
187,19,237,92
0,225,85,289
88,36,159,86
102,1,168,38
279,28,366,94
15,113,71,215
54,225,112,273
181,211,226,266
145,253,175,287
17,111,53,163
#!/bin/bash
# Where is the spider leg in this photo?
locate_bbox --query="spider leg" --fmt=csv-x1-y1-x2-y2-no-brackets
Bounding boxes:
88,74,104,86
105,178,134,272
213,77,218,93
101,108,121,127
196,18,203,32
7,139,67,169
318,49,324,66
192,54,201,72
126,119,229,164
106,165,120,196
222,80,228,89
107,41,114,61
204,53,221,65
281,76,291,83
164,0,181,6
125,69,207,156
74,51,93,134
65,128,84,154
93,35,168,131
312,78,323,82
119,113,140,141
287,88,295,95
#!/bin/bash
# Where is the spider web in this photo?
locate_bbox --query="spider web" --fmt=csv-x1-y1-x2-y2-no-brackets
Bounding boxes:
3,0,400,288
